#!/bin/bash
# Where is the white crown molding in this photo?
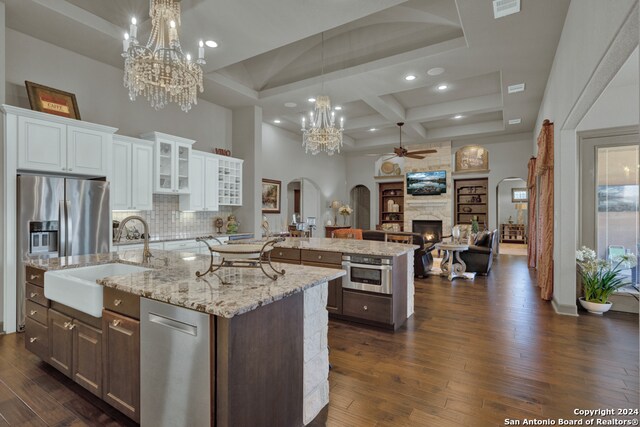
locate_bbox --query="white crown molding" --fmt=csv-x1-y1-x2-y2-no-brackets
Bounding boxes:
1,104,118,133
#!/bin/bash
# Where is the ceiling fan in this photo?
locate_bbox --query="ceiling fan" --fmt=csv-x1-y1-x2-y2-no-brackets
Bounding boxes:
386,122,437,160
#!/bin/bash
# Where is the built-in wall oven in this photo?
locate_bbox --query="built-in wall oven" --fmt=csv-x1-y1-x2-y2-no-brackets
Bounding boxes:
341,254,393,294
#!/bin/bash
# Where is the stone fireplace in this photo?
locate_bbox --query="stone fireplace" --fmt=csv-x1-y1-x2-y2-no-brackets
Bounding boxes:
412,220,443,245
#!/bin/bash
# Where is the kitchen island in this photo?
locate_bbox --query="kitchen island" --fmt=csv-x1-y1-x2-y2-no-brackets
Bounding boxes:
24,249,344,427
234,237,418,329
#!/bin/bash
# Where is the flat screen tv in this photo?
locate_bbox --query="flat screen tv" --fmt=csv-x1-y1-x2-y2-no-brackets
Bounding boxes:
406,171,447,196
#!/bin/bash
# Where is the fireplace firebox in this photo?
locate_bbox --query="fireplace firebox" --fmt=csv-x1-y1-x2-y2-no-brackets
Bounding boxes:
412,220,443,244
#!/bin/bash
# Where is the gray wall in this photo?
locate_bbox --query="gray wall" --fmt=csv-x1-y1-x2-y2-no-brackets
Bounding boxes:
5,29,232,152
534,0,638,315
261,123,348,237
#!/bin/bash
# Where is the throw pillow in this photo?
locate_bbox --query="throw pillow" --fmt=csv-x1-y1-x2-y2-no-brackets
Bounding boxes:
475,231,491,247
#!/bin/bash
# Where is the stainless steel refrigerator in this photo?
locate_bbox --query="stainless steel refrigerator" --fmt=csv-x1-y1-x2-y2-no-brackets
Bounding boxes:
17,175,110,331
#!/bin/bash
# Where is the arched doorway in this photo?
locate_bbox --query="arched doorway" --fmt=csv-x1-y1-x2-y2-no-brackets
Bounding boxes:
496,177,528,255
350,185,371,230
285,178,324,236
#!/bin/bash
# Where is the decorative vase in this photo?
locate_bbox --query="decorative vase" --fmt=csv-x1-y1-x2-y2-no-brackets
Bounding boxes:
578,297,612,315
342,215,349,226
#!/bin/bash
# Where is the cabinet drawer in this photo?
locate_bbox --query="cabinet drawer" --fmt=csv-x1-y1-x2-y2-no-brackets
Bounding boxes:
270,248,300,262
342,290,392,324
26,266,45,286
25,318,49,360
301,250,342,265
26,282,49,307
26,299,48,325
104,287,140,320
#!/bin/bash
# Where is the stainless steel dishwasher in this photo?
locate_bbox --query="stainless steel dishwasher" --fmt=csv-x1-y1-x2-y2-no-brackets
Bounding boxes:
140,298,211,427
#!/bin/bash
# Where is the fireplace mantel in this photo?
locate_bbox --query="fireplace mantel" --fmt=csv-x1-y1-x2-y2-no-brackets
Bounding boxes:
406,198,449,207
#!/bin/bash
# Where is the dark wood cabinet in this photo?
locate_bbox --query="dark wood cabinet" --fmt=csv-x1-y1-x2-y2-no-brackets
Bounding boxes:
102,310,140,423
378,181,404,231
342,290,392,324
25,317,49,360
48,309,74,377
73,321,103,397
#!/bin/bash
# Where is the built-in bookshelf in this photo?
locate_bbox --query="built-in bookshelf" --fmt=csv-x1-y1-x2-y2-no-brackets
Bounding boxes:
378,181,404,231
454,178,488,228
500,223,526,243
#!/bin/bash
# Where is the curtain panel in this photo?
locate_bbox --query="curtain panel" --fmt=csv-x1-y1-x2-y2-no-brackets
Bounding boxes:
527,157,537,269
536,120,554,301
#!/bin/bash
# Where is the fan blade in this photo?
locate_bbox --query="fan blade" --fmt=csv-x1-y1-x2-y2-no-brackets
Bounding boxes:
405,154,426,159
407,149,437,155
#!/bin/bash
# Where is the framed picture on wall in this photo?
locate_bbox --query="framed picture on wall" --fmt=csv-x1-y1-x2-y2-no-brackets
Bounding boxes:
454,145,489,173
261,179,281,213
25,81,81,120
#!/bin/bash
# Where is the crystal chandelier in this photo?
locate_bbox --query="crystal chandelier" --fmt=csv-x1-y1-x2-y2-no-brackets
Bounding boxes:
301,34,344,156
121,0,206,112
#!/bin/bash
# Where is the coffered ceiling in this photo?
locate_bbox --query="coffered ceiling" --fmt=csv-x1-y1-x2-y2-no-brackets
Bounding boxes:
5,0,571,151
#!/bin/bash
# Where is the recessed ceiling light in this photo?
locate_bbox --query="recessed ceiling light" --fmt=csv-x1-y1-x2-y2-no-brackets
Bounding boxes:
284,102,297,108
273,119,281,124
308,97,316,102
508,118,522,125
369,128,377,131
204,40,218,48
437,84,448,91
453,115,464,119
427,67,445,76
405,75,417,81
508,83,525,94
334,106,342,110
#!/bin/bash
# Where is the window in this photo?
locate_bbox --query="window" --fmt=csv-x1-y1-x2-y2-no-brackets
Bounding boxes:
511,188,528,202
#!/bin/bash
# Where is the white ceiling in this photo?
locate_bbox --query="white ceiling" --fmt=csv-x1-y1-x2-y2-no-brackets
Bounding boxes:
5,0,572,151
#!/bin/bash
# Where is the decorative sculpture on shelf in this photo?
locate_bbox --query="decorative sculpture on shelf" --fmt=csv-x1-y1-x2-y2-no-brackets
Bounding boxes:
214,217,224,234
226,215,238,233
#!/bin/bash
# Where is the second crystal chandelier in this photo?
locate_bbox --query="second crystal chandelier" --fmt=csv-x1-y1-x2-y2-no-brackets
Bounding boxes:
301,33,344,156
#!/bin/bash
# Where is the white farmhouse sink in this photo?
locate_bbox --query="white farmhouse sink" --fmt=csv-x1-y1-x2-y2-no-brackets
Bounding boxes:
44,263,150,318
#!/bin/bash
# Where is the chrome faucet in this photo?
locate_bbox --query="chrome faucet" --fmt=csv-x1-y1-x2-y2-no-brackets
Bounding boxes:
114,215,152,259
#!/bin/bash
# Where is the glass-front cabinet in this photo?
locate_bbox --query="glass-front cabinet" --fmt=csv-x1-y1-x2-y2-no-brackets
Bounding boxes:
140,132,195,194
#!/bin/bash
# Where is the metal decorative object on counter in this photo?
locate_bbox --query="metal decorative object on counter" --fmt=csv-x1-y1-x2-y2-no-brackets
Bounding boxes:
214,217,224,234
195,236,286,281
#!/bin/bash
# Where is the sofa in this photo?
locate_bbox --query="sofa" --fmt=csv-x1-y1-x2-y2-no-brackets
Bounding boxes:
362,230,434,278
456,229,498,275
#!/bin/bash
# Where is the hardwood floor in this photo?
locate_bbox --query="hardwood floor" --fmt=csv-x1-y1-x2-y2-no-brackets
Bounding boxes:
0,255,637,426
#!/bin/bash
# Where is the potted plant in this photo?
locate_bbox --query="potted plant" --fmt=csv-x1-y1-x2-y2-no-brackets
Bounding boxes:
575,246,636,314
338,205,353,226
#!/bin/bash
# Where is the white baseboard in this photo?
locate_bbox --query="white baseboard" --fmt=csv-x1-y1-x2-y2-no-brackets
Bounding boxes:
552,298,579,316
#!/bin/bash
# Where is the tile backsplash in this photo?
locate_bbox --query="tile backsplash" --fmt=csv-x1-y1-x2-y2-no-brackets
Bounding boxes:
113,195,232,239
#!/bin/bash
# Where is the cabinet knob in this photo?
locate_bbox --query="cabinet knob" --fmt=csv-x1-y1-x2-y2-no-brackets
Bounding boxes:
30,274,40,280
113,299,122,306
29,292,38,298
29,310,37,316
62,167,66,171
363,305,368,311
278,252,283,257
29,337,38,343
133,206,136,210
68,168,73,171
112,319,121,327
318,255,322,260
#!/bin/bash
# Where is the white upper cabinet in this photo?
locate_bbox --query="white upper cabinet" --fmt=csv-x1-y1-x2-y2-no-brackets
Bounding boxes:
8,106,116,176
179,151,219,212
67,126,110,175
141,132,195,195
112,135,154,211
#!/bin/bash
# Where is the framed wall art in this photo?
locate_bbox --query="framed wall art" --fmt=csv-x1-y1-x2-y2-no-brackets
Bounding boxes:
25,81,81,120
455,145,489,173
261,179,281,213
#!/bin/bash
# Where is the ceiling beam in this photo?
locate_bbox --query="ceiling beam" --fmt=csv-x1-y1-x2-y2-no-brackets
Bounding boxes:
31,0,124,39
360,93,427,140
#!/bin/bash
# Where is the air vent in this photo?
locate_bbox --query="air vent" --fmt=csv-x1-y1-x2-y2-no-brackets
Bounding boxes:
493,0,520,19
508,118,522,125
508,83,525,94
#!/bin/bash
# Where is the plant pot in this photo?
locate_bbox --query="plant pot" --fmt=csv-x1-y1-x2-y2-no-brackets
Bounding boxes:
578,297,612,315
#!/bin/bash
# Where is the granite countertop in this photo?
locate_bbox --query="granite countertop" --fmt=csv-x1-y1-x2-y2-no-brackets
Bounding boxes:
233,237,418,257
25,249,344,318
113,231,254,246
